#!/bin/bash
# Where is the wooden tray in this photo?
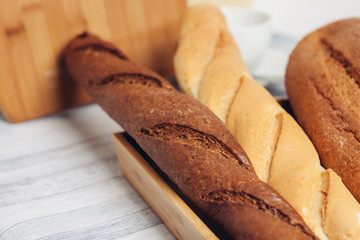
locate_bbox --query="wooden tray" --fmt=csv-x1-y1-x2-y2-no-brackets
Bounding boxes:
112,133,218,240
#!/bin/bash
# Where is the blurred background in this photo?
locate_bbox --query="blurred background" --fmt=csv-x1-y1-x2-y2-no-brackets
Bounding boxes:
187,0,360,97
190,0,360,37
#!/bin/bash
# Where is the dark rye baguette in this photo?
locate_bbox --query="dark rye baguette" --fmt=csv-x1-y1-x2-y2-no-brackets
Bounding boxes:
286,18,360,202
64,33,316,240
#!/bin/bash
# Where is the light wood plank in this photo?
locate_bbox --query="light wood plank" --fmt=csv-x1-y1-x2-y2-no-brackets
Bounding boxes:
0,0,186,123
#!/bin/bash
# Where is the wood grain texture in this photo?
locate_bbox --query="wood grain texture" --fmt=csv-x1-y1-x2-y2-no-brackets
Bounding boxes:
0,104,174,240
0,0,185,123
187,0,253,7
113,133,218,240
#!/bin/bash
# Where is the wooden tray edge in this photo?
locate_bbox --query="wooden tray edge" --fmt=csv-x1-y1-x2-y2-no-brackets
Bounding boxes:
112,133,218,240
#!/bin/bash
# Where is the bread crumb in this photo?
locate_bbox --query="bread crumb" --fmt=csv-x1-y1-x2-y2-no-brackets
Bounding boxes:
302,207,309,215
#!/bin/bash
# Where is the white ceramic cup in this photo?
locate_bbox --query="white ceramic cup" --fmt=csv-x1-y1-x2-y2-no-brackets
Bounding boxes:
220,7,271,71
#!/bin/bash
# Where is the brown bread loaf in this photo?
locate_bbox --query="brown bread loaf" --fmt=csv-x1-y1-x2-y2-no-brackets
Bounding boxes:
286,18,360,203
64,33,316,240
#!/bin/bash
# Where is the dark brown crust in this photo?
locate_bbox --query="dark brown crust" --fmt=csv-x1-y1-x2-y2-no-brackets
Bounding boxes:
65,33,317,240
286,18,360,202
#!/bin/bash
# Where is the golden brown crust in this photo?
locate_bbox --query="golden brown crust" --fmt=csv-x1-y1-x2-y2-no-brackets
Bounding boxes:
321,169,360,240
286,18,360,203
175,5,360,239
174,5,247,122
175,5,327,238
65,33,316,240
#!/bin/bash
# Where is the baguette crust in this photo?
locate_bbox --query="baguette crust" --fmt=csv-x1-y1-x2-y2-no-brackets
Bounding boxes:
174,5,360,240
286,18,360,203
321,169,360,240
65,33,316,240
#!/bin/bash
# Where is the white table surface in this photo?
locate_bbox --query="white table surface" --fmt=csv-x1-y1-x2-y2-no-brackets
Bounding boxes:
1,1,359,239
0,105,174,240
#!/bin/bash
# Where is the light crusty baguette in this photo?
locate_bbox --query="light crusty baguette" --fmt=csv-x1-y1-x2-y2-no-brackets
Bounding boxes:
64,33,317,240
174,4,360,240
285,18,360,203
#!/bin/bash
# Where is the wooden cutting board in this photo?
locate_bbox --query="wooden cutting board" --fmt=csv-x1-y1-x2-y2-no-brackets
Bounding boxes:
0,0,186,123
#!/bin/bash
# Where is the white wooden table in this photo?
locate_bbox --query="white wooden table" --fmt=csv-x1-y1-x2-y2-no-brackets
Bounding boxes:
0,104,174,240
